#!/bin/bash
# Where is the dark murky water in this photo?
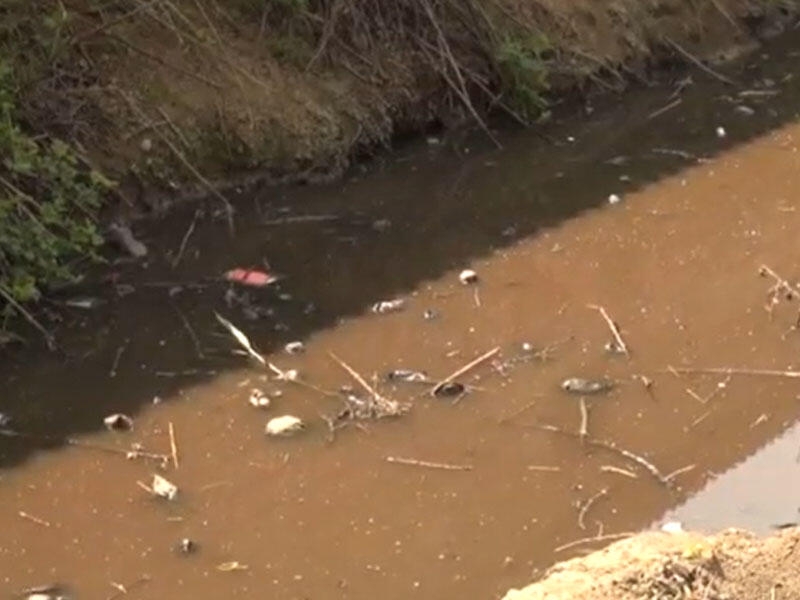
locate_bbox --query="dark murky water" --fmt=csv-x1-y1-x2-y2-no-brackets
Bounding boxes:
2,33,800,600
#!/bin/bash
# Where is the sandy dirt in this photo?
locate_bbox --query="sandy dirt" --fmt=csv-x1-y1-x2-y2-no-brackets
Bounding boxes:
503,526,800,600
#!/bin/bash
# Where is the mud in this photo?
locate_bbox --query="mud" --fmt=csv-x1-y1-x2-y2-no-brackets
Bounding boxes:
2,35,800,600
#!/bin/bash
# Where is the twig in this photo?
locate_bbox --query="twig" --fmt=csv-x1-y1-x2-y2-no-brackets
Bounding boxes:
600,465,638,479
664,37,736,85
430,346,500,397
385,456,473,471
578,488,608,531
579,398,589,440
104,575,151,600
527,465,561,472
473,286,481,308
664,463,695,482
109,342,127,377
587,304,629,357
554,531,635,553
647,97,682,120
498,399,538,423
0,285,56,350
18,511,51,527
172,303,204,360
529,423,670,486
168,421,179,469
136,480,155,494
171,209,201,268
329,352,385,402
668,367,800,378
0,429,169,462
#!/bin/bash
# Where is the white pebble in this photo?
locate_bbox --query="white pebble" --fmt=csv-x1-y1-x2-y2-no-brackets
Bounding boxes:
459,269,478,285
265,415,305,436
716,126,727,138
608,194,622,205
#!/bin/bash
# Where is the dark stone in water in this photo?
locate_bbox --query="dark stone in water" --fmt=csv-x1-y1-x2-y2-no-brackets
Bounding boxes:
434,382,465,397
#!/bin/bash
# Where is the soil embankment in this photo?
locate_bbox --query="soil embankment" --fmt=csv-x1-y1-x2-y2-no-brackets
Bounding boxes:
5,0,797,204
503,527,800,600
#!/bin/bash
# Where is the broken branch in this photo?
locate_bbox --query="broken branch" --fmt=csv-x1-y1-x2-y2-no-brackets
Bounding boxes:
430,346,500,397
587,304,629,357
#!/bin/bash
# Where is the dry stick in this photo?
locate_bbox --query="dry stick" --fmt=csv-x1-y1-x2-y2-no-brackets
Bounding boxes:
70,0,159,43
664,37,736,85
600,465,638,479
668,367,800,379
578,488,608,531
328,352,389,404
579,398,589,440
0,429,169,462
418,0,502,149
171,303,205,360
647,97,683,120
587,304,629,357
109,342,127,377
532,423,670,486
168,421,179,469
554,531,636,553
664,463,695,482
119,92,234,231
0,285,55,349
385,456,473,471
498,399,538,424
18,511,51,527
171,208,200,268
430,346,500,397
527,465,561,472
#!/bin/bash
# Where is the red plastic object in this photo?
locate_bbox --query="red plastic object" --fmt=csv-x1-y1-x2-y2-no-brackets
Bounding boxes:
224,268,278,287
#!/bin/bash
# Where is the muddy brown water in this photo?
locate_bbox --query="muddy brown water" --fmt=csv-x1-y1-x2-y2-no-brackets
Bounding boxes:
3,36,800,599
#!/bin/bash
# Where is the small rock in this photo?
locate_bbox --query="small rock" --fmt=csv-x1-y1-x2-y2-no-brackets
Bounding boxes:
372,299,405,314
140,137,153,152
386,369,428,383
103,413,134,432
715,126,727,138
248,388,270,408
521,342,534,353
608,194,622,205
265,415,305,436
151,474,178,500
561,378,614,395
284,341,305,355
459,269,478,285
434,382,465,397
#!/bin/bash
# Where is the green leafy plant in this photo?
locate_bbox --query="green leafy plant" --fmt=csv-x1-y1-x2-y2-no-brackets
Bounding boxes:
0,60,109,305
495,32,552,121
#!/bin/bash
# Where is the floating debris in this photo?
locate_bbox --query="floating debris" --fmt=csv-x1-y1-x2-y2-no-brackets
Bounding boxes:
372,299,405,314
275,368,299,382
608,194,622,205
604,340,627,355
176,538,197,555
64,296,105,310
433,382,465,397
561,378,614,395
372,218,392,232
20,584,71,600
459,269,478,285
248,388,270,408
216,561,248,572
224,268,279,287
151,474,178,500
0,412,11,428
215,312,266,366
423,309,440,321
284,341,305,355
265,415,305,436
715,126,727,138
386,369,428,383
103,413,133,432
734,105,755,117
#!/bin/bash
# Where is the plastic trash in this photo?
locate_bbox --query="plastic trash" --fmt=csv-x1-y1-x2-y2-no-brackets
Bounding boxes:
386,369,428,383
284,341,305,354
372,299,405,314
103,413,133,431
265,415,305,436
224,268,279,287
248,388,270,408
561,378,614,395
152,474,178,500
459,269,478,285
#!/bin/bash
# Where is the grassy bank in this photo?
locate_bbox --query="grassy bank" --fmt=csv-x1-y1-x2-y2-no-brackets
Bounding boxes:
0,0,797,308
